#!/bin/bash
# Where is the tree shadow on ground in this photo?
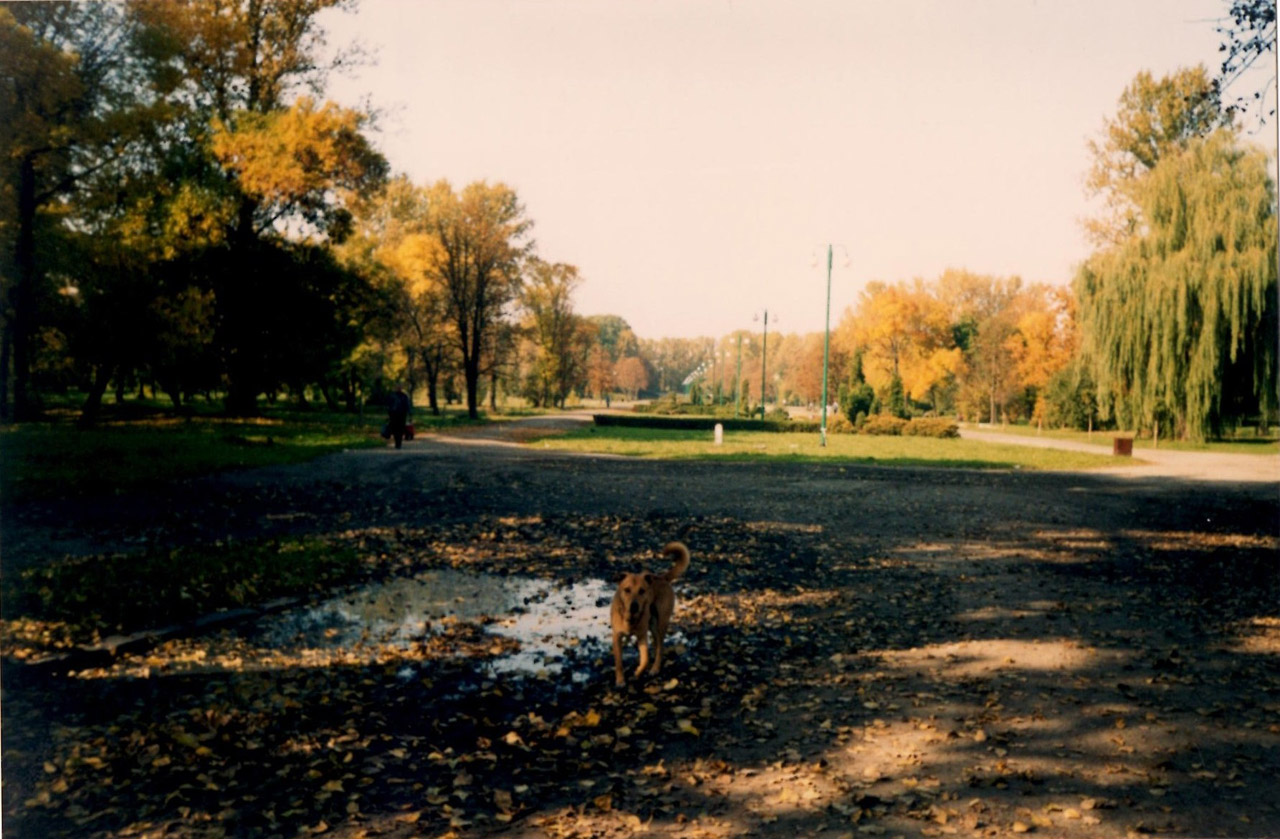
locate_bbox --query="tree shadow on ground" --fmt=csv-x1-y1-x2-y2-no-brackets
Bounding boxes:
3,478,1278,838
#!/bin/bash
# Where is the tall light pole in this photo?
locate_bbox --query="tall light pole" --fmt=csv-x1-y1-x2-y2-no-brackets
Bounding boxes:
755,310,770,420
820,245,833,446
735,334,744,417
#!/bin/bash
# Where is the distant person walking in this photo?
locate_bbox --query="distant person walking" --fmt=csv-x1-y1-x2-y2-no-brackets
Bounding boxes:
387,385,411,449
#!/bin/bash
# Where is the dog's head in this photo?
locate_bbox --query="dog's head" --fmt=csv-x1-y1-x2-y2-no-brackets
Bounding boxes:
615,571,656,624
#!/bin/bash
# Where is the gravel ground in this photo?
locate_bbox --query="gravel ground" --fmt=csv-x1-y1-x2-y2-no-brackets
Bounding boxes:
2,415,1278,839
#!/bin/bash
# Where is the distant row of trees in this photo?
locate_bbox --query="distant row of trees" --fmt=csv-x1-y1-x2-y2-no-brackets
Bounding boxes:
3,3,1274,441
2,1,387,422
671,64,1278,442
0,1,686,423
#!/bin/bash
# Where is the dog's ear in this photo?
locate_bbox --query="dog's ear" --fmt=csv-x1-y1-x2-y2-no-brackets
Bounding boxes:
613,571,627,584
643,573,654,583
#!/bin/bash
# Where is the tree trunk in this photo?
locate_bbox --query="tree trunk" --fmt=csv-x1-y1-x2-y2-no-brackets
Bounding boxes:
12,155,38,421
320,384,341,411
405,347,417,404
0,322,11,420
464,356,481,419
78,364,115,427
226,380,260,416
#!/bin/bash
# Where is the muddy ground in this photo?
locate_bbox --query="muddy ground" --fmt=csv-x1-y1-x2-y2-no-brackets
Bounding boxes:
2,420,1278,839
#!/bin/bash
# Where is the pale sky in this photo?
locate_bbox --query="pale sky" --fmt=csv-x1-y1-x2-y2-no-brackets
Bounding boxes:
321,0,1278,340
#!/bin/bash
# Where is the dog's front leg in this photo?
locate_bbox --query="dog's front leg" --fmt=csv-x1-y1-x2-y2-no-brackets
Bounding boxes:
612,632,626,686
634,633,650,678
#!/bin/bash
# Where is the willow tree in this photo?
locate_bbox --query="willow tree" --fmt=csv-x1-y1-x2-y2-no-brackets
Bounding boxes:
1075,129,1277,441
1084,65,1228,247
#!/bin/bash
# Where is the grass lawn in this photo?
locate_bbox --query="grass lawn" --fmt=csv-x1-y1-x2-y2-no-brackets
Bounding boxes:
1,537,364,652
0,415,381,502
528,426,1128,471
0,405,490,502
962,422,1280,454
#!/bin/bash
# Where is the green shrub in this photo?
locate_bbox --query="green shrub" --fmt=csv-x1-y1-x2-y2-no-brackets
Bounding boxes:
839,381,875,420
903,417,960,438
594,414,820,433
764,407,791,422
860,414,908,435
881,374,909,419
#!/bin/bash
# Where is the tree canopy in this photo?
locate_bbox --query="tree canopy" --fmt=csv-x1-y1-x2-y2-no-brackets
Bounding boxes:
1076,128,1277,440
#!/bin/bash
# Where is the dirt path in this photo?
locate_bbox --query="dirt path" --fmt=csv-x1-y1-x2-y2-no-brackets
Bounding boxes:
958,426,1280,484
3,416,1278,839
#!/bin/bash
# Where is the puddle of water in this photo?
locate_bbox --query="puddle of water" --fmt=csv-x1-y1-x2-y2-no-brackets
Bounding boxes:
248,570,618,680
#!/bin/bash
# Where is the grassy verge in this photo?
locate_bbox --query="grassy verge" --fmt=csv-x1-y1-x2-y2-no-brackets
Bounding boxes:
962,422,1279,454
527,426,1126,471
0,406,484,502
0,417,380,502
1,537,363,654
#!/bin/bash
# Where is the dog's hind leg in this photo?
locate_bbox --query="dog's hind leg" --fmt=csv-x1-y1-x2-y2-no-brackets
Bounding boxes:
650,614,665,674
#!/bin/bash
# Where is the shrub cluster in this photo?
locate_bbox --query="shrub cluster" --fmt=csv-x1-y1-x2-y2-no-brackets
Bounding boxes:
902,417,960,438
824,414,960,438
827,414,855,434
595,414,821,433
860,415,908,435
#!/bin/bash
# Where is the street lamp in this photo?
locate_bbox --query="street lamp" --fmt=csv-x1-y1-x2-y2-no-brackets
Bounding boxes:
734,334,745,417
753,310,774,420
821,246,833,445
815,245,851,446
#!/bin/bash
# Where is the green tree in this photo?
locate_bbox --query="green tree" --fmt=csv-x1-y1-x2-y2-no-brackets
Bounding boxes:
521,259,588,408
837,349,874,421
340,177,457,414
419,180,533,419
882,373,909,419
1085,65,1228,247
585,314,635,362
129,0,386,413
1,3,151,419
937,270,1029,423
1076,128,1277,441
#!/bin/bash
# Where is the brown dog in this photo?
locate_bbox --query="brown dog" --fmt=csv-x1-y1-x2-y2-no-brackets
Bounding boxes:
611,541,690,686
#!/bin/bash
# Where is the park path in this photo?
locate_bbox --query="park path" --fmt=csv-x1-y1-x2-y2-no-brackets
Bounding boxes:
5,409,1279,839
959,425,1280,484
432,410,1280,485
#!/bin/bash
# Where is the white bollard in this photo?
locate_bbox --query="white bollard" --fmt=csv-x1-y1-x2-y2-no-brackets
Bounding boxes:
713,423,723,445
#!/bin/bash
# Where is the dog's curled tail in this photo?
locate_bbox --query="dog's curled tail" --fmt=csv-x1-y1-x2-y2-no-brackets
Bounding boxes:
661,541,690,582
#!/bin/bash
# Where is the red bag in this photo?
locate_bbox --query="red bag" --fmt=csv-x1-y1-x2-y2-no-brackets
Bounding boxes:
404,422,415,440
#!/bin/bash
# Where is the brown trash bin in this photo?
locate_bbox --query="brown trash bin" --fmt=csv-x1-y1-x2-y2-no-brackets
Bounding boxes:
1113,437,1133,456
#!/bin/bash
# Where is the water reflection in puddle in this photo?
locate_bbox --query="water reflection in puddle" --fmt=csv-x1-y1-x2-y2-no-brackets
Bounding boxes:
249,570,618,680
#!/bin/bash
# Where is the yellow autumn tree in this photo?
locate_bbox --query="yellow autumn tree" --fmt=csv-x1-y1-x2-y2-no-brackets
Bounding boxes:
835,279,959,411
1005,286,1078,426
211,97,386,239
339,176,456,413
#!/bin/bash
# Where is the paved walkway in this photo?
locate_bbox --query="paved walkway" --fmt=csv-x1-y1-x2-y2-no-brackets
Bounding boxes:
443,413,1280,485
960,426,1280,484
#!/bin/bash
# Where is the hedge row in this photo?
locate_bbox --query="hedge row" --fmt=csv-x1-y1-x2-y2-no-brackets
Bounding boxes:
593,414,821,433
592,413,958,438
